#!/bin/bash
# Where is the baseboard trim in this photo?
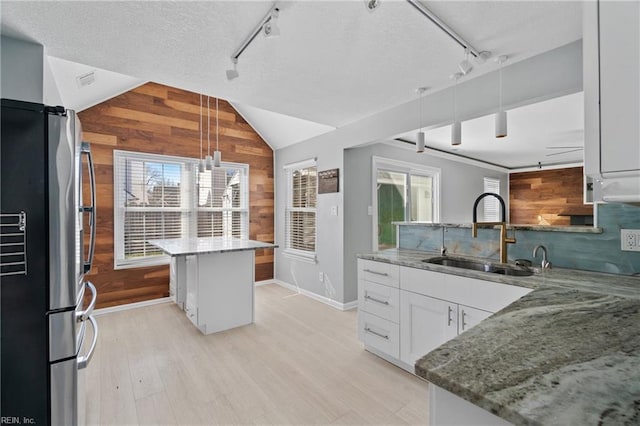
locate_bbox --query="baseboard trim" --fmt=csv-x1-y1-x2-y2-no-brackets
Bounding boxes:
93,297,172,316
272,279,357,311
255,279,277,287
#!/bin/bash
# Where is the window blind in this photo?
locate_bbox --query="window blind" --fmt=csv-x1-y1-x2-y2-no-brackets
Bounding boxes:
483,177,501,222
285,164,317,256
114,151,249,269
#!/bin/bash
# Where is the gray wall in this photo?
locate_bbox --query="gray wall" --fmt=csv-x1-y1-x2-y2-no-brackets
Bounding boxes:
274,138,345,304
1,36,44,102
343,142,508,303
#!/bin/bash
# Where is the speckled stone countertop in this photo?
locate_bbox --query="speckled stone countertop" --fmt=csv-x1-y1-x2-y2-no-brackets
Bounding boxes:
149,237,276,256
392,221,603,234
358,249,640,425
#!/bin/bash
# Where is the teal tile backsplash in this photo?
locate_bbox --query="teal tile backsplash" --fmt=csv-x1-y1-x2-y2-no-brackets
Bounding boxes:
398,203,640,275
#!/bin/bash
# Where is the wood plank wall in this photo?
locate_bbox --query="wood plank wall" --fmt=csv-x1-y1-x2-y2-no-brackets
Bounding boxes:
509,167,590,225
78,83,274,309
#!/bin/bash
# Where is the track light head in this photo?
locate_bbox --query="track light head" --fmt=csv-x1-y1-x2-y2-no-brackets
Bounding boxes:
226,58,239,81
458,48,473,75
264,8,280,38
365,0,381,12
473,51,492,64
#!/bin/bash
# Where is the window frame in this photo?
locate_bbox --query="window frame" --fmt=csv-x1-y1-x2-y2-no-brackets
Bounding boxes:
483,177,502,222
283,158,318,263
372,156,441,251
113,150,249,269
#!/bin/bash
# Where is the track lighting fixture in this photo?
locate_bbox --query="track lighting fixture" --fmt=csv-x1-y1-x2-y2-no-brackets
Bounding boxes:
495,55,508,138
365,0,382,12
214,97,221,168
450,73,462,146
226,4,280,80
416,87,427,153
226,58,239,81
458,48,473,75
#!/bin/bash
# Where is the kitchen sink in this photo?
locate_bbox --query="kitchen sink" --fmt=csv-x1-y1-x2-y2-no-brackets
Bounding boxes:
423,256,534,277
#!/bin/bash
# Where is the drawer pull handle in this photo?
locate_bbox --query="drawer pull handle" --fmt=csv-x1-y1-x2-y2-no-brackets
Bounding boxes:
447,306,454,326
365,294,390,305
363,269,389,277
364,327,389,340
461,310,468,331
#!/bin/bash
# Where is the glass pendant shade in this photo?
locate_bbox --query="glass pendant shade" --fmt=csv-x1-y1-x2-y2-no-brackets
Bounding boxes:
205,154,213,171
213,151,221,168
495,110,507,138
451,121,462,146
198,159,205,173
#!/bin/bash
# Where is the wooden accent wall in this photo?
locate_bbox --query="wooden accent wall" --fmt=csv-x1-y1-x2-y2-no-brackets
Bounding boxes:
509,167,590,225
78,83,274,309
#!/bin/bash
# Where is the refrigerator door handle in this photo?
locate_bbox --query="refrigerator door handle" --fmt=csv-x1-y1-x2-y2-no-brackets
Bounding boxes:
77,315,98,370
80,142,96,274
75,281,97,322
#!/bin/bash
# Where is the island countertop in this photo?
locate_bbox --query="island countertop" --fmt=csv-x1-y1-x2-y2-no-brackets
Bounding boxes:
358,249,640,425
149,237,277,256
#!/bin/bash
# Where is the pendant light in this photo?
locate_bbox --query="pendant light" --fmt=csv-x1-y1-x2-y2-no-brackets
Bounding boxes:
495,55,508,138
450,72,462,146
416,87,427,153
213,97,221,167
205,96,213,170
198,94,205,173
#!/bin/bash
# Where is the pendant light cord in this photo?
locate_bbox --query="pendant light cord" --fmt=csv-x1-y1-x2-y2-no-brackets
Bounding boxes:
453,76,457,121
207,96,211,156
216,98,219,151
199,94,203,160
499,61,503,112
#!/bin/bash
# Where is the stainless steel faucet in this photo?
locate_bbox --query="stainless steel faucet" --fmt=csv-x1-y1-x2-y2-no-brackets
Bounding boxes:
533,245,552,269
440,225,447,256
471,192,515,263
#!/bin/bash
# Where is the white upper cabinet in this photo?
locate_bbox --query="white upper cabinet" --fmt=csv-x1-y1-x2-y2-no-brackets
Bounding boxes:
584,1,640,201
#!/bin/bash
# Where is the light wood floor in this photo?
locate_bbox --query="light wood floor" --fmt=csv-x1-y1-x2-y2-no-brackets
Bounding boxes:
84,283,429,425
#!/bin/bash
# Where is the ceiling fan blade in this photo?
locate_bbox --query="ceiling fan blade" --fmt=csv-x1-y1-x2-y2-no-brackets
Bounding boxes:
545,148,584,157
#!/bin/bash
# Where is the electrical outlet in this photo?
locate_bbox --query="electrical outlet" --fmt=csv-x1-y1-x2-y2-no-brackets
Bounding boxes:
318,272,324,282
621,229,640,251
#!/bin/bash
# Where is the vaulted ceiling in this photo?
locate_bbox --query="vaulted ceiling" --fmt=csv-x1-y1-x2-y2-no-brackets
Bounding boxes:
2,1,583,160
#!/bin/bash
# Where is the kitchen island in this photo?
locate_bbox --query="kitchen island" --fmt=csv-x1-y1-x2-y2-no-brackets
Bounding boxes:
358,249,640,425
150,237,277,334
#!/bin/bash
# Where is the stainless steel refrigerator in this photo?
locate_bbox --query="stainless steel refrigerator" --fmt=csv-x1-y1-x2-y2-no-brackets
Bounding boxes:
1,99,98,425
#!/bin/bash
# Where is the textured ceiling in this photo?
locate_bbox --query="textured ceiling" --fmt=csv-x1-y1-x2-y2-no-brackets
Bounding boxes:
1,0,582,130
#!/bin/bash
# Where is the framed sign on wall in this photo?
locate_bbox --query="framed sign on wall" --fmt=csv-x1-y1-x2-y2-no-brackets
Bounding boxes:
318,168,339,194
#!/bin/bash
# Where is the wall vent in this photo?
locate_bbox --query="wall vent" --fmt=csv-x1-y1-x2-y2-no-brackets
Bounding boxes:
76,71,96,88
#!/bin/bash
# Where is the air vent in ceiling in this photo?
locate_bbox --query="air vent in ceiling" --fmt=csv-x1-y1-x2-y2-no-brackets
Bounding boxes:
76,71,96,88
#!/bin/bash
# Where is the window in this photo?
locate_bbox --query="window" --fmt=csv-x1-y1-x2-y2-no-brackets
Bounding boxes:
373,157,440,250
284,159,317,262
483,177,501,222
114,150,248,269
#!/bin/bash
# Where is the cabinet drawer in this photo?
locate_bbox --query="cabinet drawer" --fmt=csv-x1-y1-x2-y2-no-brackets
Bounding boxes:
358,311,400,359
358,279,400,323
358,259,400,288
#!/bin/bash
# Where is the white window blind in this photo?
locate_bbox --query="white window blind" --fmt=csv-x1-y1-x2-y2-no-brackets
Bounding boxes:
483,177,501,222
284,160,317,261
114,150,249,269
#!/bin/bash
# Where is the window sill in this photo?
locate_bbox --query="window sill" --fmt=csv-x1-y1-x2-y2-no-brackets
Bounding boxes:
114,255,171,270
283,249,317,264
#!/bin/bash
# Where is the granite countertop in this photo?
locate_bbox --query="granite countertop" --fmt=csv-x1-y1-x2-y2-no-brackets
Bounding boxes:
148,237,277,256
358,249,640,425
392,222,603,234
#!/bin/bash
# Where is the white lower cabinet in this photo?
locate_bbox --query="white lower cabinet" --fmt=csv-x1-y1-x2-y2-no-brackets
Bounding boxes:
357,259,532,374
399,291,457,367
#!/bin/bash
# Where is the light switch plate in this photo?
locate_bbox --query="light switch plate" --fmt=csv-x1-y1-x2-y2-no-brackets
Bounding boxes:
621,229,640,251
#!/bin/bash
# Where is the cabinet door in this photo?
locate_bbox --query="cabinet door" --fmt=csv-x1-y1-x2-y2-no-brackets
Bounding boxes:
458,305,492,335
400,291,457,367
599,0,640,174
184,255,198,326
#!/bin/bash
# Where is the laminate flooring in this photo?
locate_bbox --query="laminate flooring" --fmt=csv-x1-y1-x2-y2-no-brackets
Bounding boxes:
84,283,429,425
